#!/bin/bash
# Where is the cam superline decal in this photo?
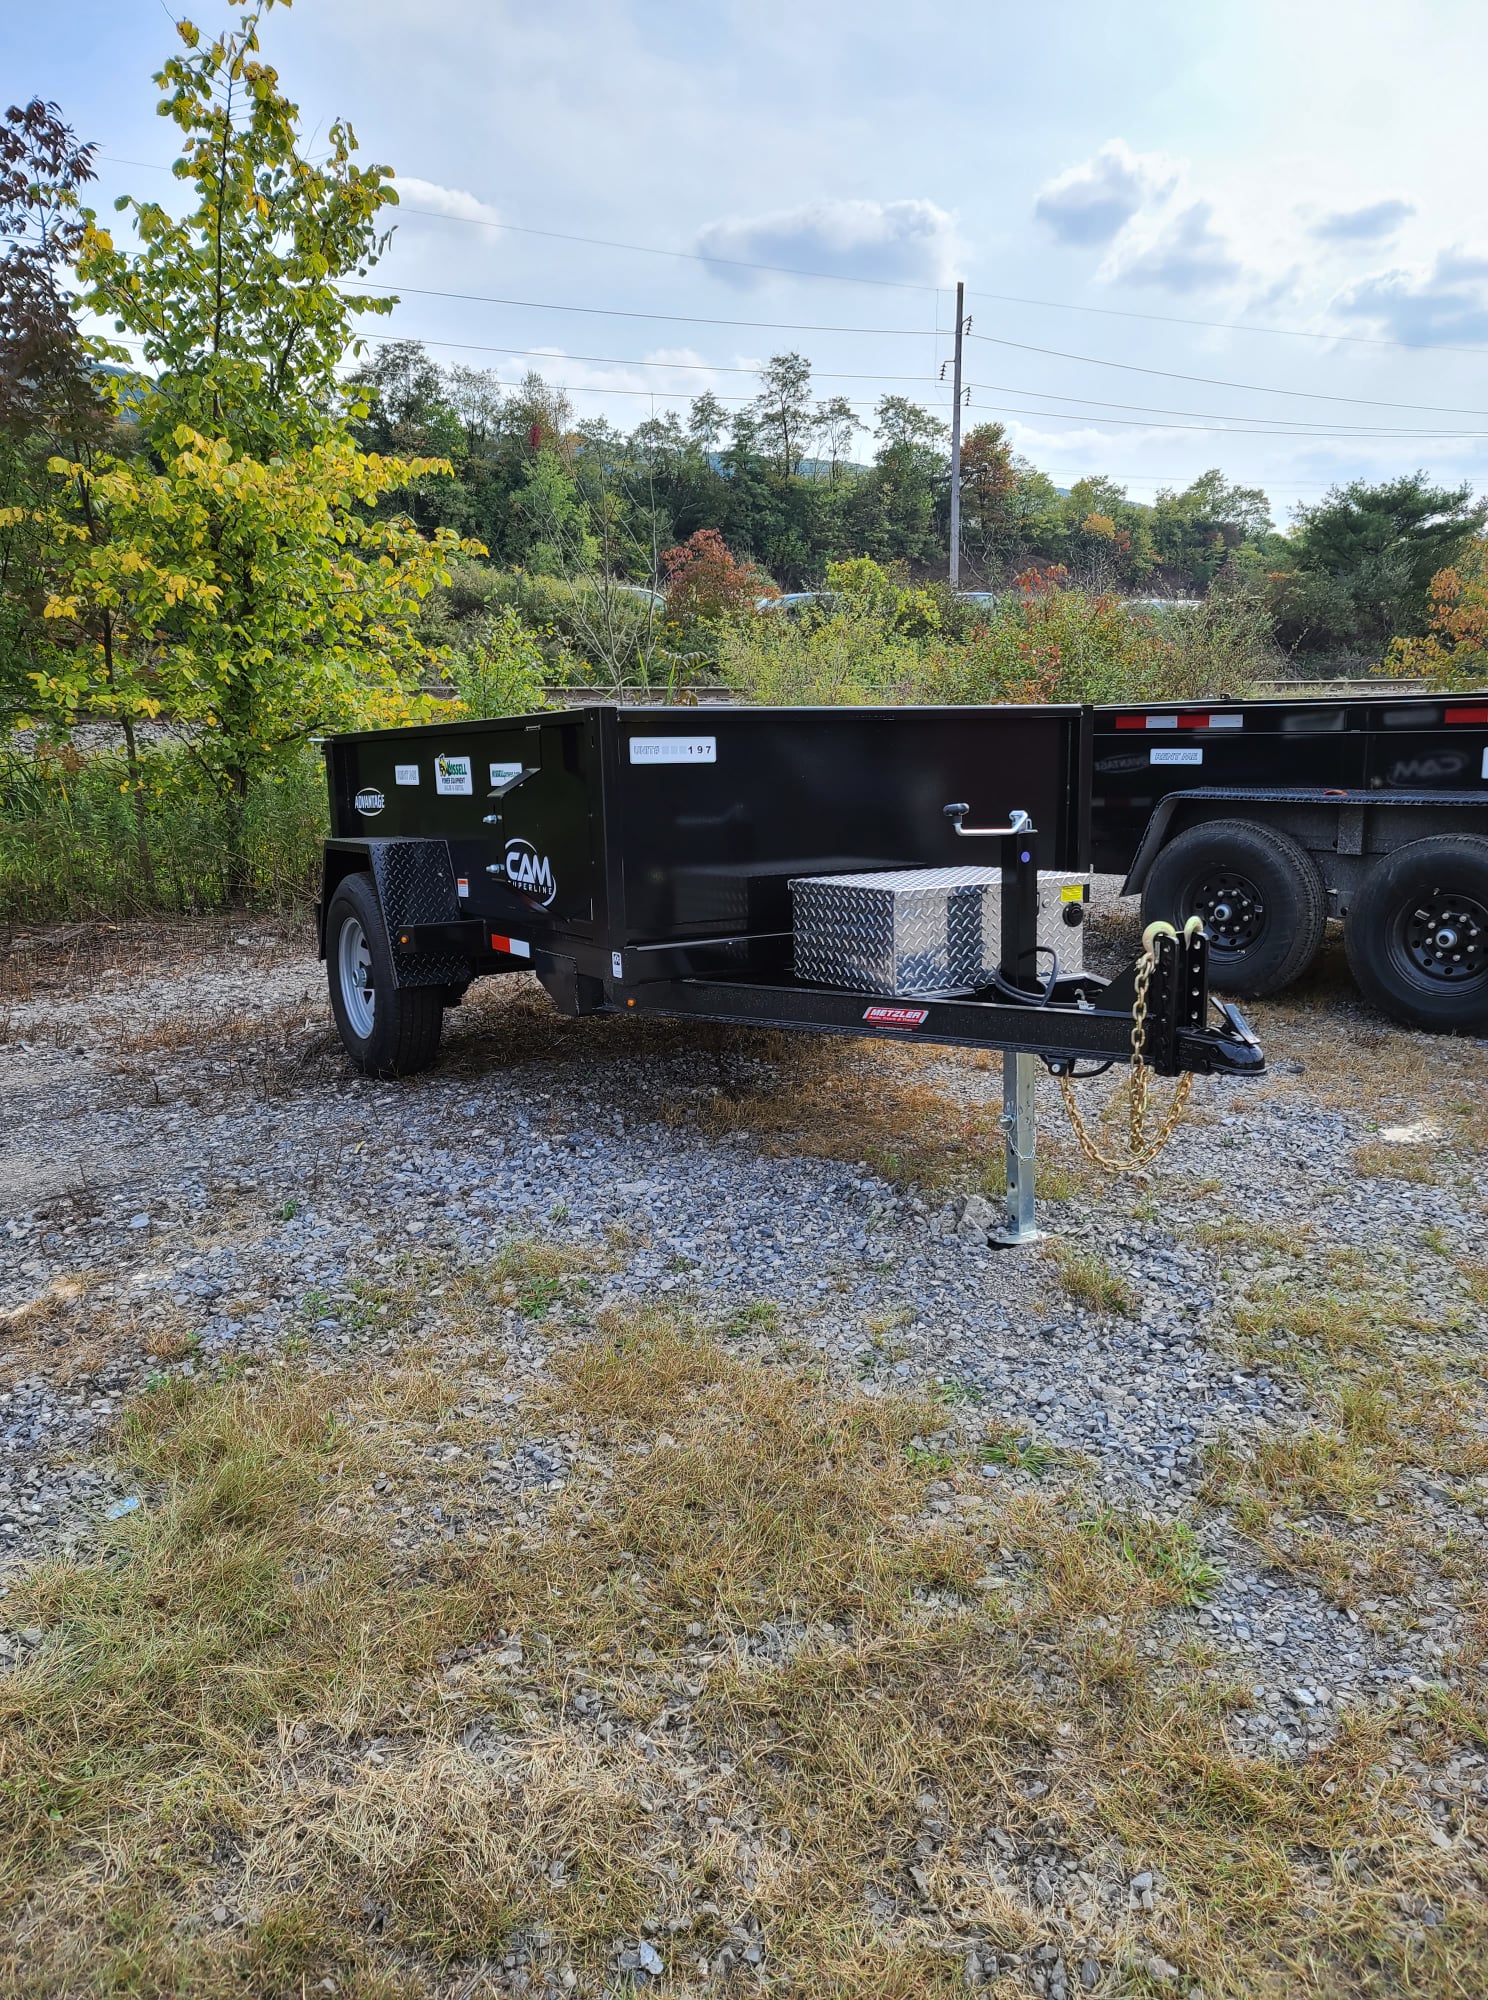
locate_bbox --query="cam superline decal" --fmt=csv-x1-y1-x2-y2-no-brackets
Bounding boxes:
504,838,557,906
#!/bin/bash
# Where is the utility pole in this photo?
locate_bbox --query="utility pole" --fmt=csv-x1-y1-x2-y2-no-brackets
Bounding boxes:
948,279,966,591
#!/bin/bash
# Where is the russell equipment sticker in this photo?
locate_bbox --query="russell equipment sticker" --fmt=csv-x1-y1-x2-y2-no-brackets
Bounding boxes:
1151,746,1204,765
435,754,473,796
490,762,524,788
354,787,385,816
863,1005,930,1028
629,736,717,765
394,764,419,786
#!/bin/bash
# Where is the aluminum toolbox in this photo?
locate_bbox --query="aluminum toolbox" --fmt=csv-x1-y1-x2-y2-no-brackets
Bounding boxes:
791,866,1089,996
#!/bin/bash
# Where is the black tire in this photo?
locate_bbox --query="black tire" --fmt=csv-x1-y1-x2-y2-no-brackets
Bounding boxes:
1142,819,1328,997
1344,834,1488,1032
325,873,445,1076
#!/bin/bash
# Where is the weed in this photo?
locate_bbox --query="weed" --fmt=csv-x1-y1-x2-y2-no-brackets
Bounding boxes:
1082,1506,1221,1607
981,1424,1065,1477
903,1443,957,1476
716,1297,780,1339
1046,1241,1137,1317
931,1377,981,1408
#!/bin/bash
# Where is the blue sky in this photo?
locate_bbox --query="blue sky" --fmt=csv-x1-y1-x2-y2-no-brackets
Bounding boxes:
9,0,1488,524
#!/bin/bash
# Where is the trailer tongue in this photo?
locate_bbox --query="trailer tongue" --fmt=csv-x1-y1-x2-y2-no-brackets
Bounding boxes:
318,703,1264,1244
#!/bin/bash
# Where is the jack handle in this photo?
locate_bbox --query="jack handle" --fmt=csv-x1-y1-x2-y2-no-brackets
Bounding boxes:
943,803,1035,839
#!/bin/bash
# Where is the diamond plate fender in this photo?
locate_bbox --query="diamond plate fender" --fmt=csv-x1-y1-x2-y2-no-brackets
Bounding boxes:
366,840,471,988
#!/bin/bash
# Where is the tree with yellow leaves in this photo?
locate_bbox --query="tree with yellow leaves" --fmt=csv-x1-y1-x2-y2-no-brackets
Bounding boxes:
30,1,481,892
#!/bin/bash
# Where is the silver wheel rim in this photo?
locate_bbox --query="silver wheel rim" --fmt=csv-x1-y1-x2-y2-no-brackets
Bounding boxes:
338,916,376,1039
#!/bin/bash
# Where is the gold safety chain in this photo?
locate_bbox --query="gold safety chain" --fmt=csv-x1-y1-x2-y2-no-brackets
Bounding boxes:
1056,917,1202,1174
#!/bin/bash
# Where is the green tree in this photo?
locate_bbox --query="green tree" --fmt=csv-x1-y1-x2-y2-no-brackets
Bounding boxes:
44,3,479,890
814,395,863,482
1285,472,1486,650
850,397,947,567
687,391,728,454
510,447,598,575
1151,469,1272,589
752,352,814,478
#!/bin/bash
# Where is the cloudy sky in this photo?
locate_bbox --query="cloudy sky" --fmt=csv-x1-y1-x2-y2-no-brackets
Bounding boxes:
10,0,1488,523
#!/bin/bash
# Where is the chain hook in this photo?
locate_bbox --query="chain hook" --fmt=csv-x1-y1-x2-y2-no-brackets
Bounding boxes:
1056,918,1199,1175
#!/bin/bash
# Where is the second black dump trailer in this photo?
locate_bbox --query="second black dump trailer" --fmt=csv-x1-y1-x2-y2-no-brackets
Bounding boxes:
1091,689,1488,1029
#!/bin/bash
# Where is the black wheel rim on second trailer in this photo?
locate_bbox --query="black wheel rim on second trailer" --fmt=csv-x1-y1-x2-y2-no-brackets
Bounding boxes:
1187,869,1266,956
1394,886,1488,993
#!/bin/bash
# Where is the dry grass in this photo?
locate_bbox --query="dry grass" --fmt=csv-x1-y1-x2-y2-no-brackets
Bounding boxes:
672,1033,1085,1202
0,1271,133,1391
2,1310,1486,1997
1351,1140,1440,1185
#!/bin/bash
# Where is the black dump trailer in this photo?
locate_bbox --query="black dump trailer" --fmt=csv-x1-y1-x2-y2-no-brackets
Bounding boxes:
1091,689,1488,1029
318,703,1264,1244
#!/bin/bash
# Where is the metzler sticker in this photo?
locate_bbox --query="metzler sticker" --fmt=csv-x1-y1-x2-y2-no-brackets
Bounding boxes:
863,1005,929,1028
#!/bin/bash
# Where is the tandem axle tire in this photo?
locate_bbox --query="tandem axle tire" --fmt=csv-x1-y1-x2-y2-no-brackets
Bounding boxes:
1141,818,1327,997
1345,834,1488,1031
325,872,445,1076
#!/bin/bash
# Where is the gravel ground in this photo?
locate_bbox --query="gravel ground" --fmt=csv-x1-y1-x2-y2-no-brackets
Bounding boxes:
2,895,1486,1767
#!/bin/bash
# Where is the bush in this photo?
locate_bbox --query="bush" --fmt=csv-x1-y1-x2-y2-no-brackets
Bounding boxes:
721,569,1279,707
444,606,550,718
0,743,326,921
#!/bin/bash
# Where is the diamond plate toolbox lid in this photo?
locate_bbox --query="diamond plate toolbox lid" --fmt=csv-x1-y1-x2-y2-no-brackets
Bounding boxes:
790,866,1088,996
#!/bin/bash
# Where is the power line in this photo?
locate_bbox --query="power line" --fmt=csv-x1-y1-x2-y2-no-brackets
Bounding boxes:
90,328,884,408
966,284,1488,360
397,202,944,296
965,379,1488,440
356,331,940,386
966,398,1488,442
350,278,939,340
360,278,1488,420
967,330,1488,420
96,151,1488,359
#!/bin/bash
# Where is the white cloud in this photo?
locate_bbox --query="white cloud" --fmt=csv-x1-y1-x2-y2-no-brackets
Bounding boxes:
1103,201,1243,294
1033,140,1177,247
1309,198,1414,244
393,175,501,226
693,197,961,288
1334,247,1488,345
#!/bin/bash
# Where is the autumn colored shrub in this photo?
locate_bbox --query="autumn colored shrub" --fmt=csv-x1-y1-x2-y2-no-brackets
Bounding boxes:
1387,538,1488,690
661,528,777,626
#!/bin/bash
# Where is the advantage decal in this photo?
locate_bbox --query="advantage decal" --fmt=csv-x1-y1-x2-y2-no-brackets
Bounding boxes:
863,1005,929,1028
435,754,473,796
394,764,419,786
629,735,717,765
354,787,385,816
1151,747,1203,766
504,837,557,907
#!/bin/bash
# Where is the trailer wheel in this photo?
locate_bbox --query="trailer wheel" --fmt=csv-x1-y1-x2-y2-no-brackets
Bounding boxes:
1344,835,1488,1031
325,873,445,1076
1141,819,1327,996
